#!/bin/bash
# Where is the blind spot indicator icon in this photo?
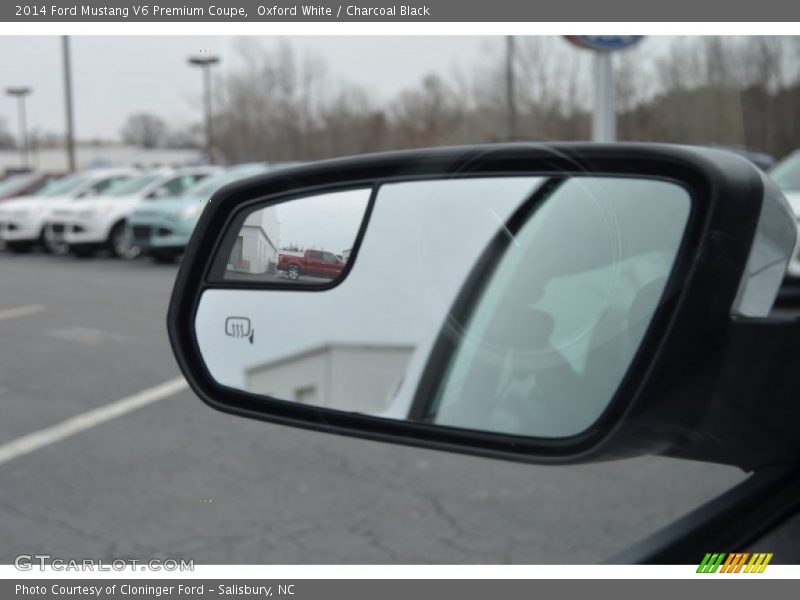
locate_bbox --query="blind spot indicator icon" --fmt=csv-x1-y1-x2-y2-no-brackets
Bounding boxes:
225,317,254,344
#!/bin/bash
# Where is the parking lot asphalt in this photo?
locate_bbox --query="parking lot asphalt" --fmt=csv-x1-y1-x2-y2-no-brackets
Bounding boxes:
0,251,787,564
225,270,331,285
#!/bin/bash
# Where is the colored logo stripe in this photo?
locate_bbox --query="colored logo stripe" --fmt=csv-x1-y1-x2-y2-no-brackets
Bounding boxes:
745,553,773,573
723,553,748,573
697,552,772,573
697,553,726,573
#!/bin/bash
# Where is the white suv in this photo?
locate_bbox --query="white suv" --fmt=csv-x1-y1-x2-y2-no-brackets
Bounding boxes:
48,166,218,258
0,168,138,253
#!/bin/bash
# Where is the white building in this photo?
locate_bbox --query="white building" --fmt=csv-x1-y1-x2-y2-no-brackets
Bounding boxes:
228,206,281,274
245,343,415,414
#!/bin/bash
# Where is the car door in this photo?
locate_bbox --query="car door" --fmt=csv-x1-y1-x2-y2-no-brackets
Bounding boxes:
77,175,130,198
305,250,325,277
321,251,342,278
147,173,205,198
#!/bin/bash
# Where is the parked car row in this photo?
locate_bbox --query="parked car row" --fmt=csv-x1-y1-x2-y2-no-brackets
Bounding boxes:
47,166,218,258
0,166,139,254
0,162,299,263
0,170,66,200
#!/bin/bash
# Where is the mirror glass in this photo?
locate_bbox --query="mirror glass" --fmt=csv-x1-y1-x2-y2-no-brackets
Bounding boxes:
196,176,690,439
221,189,370,284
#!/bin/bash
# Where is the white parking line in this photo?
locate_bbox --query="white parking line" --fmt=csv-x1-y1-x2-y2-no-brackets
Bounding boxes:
0,304,45,321
0,376,189,467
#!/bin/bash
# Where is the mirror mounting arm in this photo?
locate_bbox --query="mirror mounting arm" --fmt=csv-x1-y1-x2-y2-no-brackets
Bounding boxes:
662,316,800,471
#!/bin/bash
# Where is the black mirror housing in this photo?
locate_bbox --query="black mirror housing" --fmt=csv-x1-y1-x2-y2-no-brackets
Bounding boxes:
167,143,797,470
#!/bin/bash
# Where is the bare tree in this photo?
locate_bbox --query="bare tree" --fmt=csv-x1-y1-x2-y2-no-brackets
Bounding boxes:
620,36,800,156
213,39,330,162
121,112,168,148
205,36,800,164
317,85,387,156
389,74,466,148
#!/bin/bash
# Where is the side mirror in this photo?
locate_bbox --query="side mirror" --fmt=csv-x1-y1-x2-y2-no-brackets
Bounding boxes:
167,144,798,470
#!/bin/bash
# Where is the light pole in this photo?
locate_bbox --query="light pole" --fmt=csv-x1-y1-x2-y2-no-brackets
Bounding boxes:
188,54,220,163
562,36,645,143
62,35,76,172
592,52,615,143
505,35,518,141
6,86,32,169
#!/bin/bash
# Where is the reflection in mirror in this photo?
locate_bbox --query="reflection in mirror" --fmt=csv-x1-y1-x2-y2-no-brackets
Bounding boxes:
223,188,371,284
423,178,690,437
196,176,690,439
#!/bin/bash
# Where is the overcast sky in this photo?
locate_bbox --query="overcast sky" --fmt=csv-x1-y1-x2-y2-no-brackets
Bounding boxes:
275,188,370,254
0,36,502,141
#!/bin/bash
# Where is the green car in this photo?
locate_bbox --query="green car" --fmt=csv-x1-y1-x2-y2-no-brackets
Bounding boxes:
129,163,292,263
